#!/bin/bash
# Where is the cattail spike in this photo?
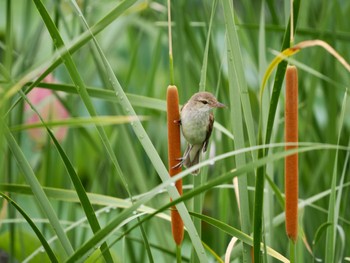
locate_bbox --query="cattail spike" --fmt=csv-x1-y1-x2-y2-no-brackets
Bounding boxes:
285,65,299,242
167,85,184,245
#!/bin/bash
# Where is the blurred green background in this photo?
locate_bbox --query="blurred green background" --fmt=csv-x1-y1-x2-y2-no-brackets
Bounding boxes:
0,0,349,262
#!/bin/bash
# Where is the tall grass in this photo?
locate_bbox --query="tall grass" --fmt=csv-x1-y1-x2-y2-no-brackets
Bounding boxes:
0,0,349,262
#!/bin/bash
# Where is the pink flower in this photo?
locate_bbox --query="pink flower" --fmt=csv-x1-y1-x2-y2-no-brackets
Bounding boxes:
25,75,69,145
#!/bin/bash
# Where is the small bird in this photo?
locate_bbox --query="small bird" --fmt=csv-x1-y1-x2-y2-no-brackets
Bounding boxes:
175,92,225,175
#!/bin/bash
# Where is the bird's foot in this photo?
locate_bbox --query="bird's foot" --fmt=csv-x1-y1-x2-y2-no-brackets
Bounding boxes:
173,119,181,125
172,157,184,169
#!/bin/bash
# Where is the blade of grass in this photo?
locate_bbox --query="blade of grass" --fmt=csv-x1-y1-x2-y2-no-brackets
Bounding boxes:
190,212,289,263
10,115,147,132
4,0,13,71
31,82,168,111
226,35,252,262
264,0,300,150
222,0,257,155
172,1,187,98
254,1,300,261
0,192,59,262
25,207,146,263
4,2,15,259
325,89,348,262
191,1,218,261
221,0,253,261
3,123,74,257
198,0,217,92
0,184,172,222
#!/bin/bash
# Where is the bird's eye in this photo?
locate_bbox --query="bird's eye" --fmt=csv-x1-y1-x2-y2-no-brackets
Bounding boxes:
200,100,208,104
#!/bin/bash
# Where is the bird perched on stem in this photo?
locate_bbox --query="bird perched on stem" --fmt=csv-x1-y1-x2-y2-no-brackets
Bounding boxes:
174,92,225,175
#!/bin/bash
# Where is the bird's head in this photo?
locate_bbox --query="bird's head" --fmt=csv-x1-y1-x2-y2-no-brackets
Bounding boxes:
190,92,225,112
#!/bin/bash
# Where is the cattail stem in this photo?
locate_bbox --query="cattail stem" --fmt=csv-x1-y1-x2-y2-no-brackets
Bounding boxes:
285,65,298,242
251,247,254,263
167,85,184,246
167,0,174,84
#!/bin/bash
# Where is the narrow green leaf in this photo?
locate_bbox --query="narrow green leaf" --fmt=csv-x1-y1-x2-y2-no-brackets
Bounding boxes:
0,192,59,262
264,0,300,148
221,0,253,261
198,0,217,92
190,212,289,263
3,124,74,257
313,222,333,247
325,89,349,263
10,115,147,132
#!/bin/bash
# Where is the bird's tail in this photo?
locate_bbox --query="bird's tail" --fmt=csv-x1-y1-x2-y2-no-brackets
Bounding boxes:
183,144,202,175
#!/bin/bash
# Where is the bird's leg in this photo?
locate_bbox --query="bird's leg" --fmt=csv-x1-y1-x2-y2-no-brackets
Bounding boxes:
173,154,187,169
172,159,184,169
172,145,192,169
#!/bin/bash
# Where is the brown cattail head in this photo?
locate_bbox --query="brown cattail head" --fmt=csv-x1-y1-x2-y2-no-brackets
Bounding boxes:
166,85,184,245
285,65,299,242
167,86,182,177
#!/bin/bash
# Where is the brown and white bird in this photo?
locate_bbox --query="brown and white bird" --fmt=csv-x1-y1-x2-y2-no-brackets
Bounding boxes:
175,92,225,175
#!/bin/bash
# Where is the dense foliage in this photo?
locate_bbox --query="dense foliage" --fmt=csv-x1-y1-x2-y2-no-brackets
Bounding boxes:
0,0,349,262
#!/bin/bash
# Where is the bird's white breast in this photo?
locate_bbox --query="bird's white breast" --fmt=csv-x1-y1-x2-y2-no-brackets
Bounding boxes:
181,108,209,145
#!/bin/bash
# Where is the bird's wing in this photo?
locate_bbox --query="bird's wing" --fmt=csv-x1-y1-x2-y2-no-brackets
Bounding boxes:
178,102,187,125
203,112,214,152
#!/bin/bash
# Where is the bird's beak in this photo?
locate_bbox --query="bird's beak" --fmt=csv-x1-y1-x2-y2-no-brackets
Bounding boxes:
214,101,226,108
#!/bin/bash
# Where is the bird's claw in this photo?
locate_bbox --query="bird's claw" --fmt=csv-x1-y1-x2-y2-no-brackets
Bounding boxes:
174,119,181,125
172,158,184,169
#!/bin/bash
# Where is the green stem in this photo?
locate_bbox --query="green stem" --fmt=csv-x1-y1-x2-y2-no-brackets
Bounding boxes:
252,114,265,263
5,0,13,71
289,239,296,263
5,3,14,259
253,153,265,262
169,54,175,84
176,245,182,263
191,175,202,263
